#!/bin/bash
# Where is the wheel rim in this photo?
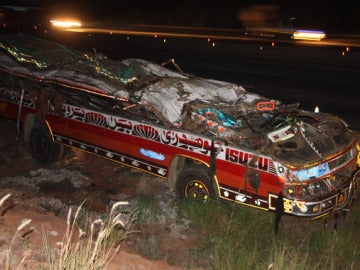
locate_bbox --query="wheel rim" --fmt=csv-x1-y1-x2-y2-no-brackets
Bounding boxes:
184,180,210,202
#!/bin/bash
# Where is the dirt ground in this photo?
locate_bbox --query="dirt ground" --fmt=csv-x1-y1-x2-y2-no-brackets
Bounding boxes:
0,119,203,270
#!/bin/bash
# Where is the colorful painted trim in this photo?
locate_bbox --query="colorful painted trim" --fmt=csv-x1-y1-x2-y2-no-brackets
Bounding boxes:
53,134,168,178
219,184,269,210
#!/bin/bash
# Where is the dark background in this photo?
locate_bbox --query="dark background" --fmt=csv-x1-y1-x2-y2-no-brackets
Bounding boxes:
2,0,360,33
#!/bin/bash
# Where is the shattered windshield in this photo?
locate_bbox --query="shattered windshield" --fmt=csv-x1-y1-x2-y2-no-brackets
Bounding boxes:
0,34,85,68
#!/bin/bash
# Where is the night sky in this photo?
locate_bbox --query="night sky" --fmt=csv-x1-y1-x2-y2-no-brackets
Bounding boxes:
2,0,360,33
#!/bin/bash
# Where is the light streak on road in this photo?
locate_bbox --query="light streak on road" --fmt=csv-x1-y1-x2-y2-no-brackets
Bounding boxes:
62,26,250,41
58,25,360,48
50,19,81,28
293,30,326,41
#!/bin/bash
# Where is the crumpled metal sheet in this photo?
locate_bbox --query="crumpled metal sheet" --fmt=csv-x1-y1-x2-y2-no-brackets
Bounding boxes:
133,75,256,125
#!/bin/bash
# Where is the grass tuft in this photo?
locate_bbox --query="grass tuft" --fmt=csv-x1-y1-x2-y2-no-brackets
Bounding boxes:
177,198,360,270
43,200,131,270
134,194,165,224
1,194,32,270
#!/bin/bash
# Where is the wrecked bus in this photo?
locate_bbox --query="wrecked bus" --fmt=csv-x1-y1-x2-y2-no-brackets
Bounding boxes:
0,34,359,219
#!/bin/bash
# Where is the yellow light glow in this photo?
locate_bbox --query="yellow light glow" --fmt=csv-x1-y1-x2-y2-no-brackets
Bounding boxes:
295,200,308,213
293,30,326,41
50,19,81,28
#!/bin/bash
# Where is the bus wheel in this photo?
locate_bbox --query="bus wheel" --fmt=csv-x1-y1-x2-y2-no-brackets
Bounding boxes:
29,125,63,165
176,167,215,202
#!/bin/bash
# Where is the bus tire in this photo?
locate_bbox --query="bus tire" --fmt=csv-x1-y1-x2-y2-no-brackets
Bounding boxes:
29,124,63,165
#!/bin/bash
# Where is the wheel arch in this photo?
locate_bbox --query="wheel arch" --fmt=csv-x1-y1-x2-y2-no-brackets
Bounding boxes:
24,114,55,142
167,155,213,191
